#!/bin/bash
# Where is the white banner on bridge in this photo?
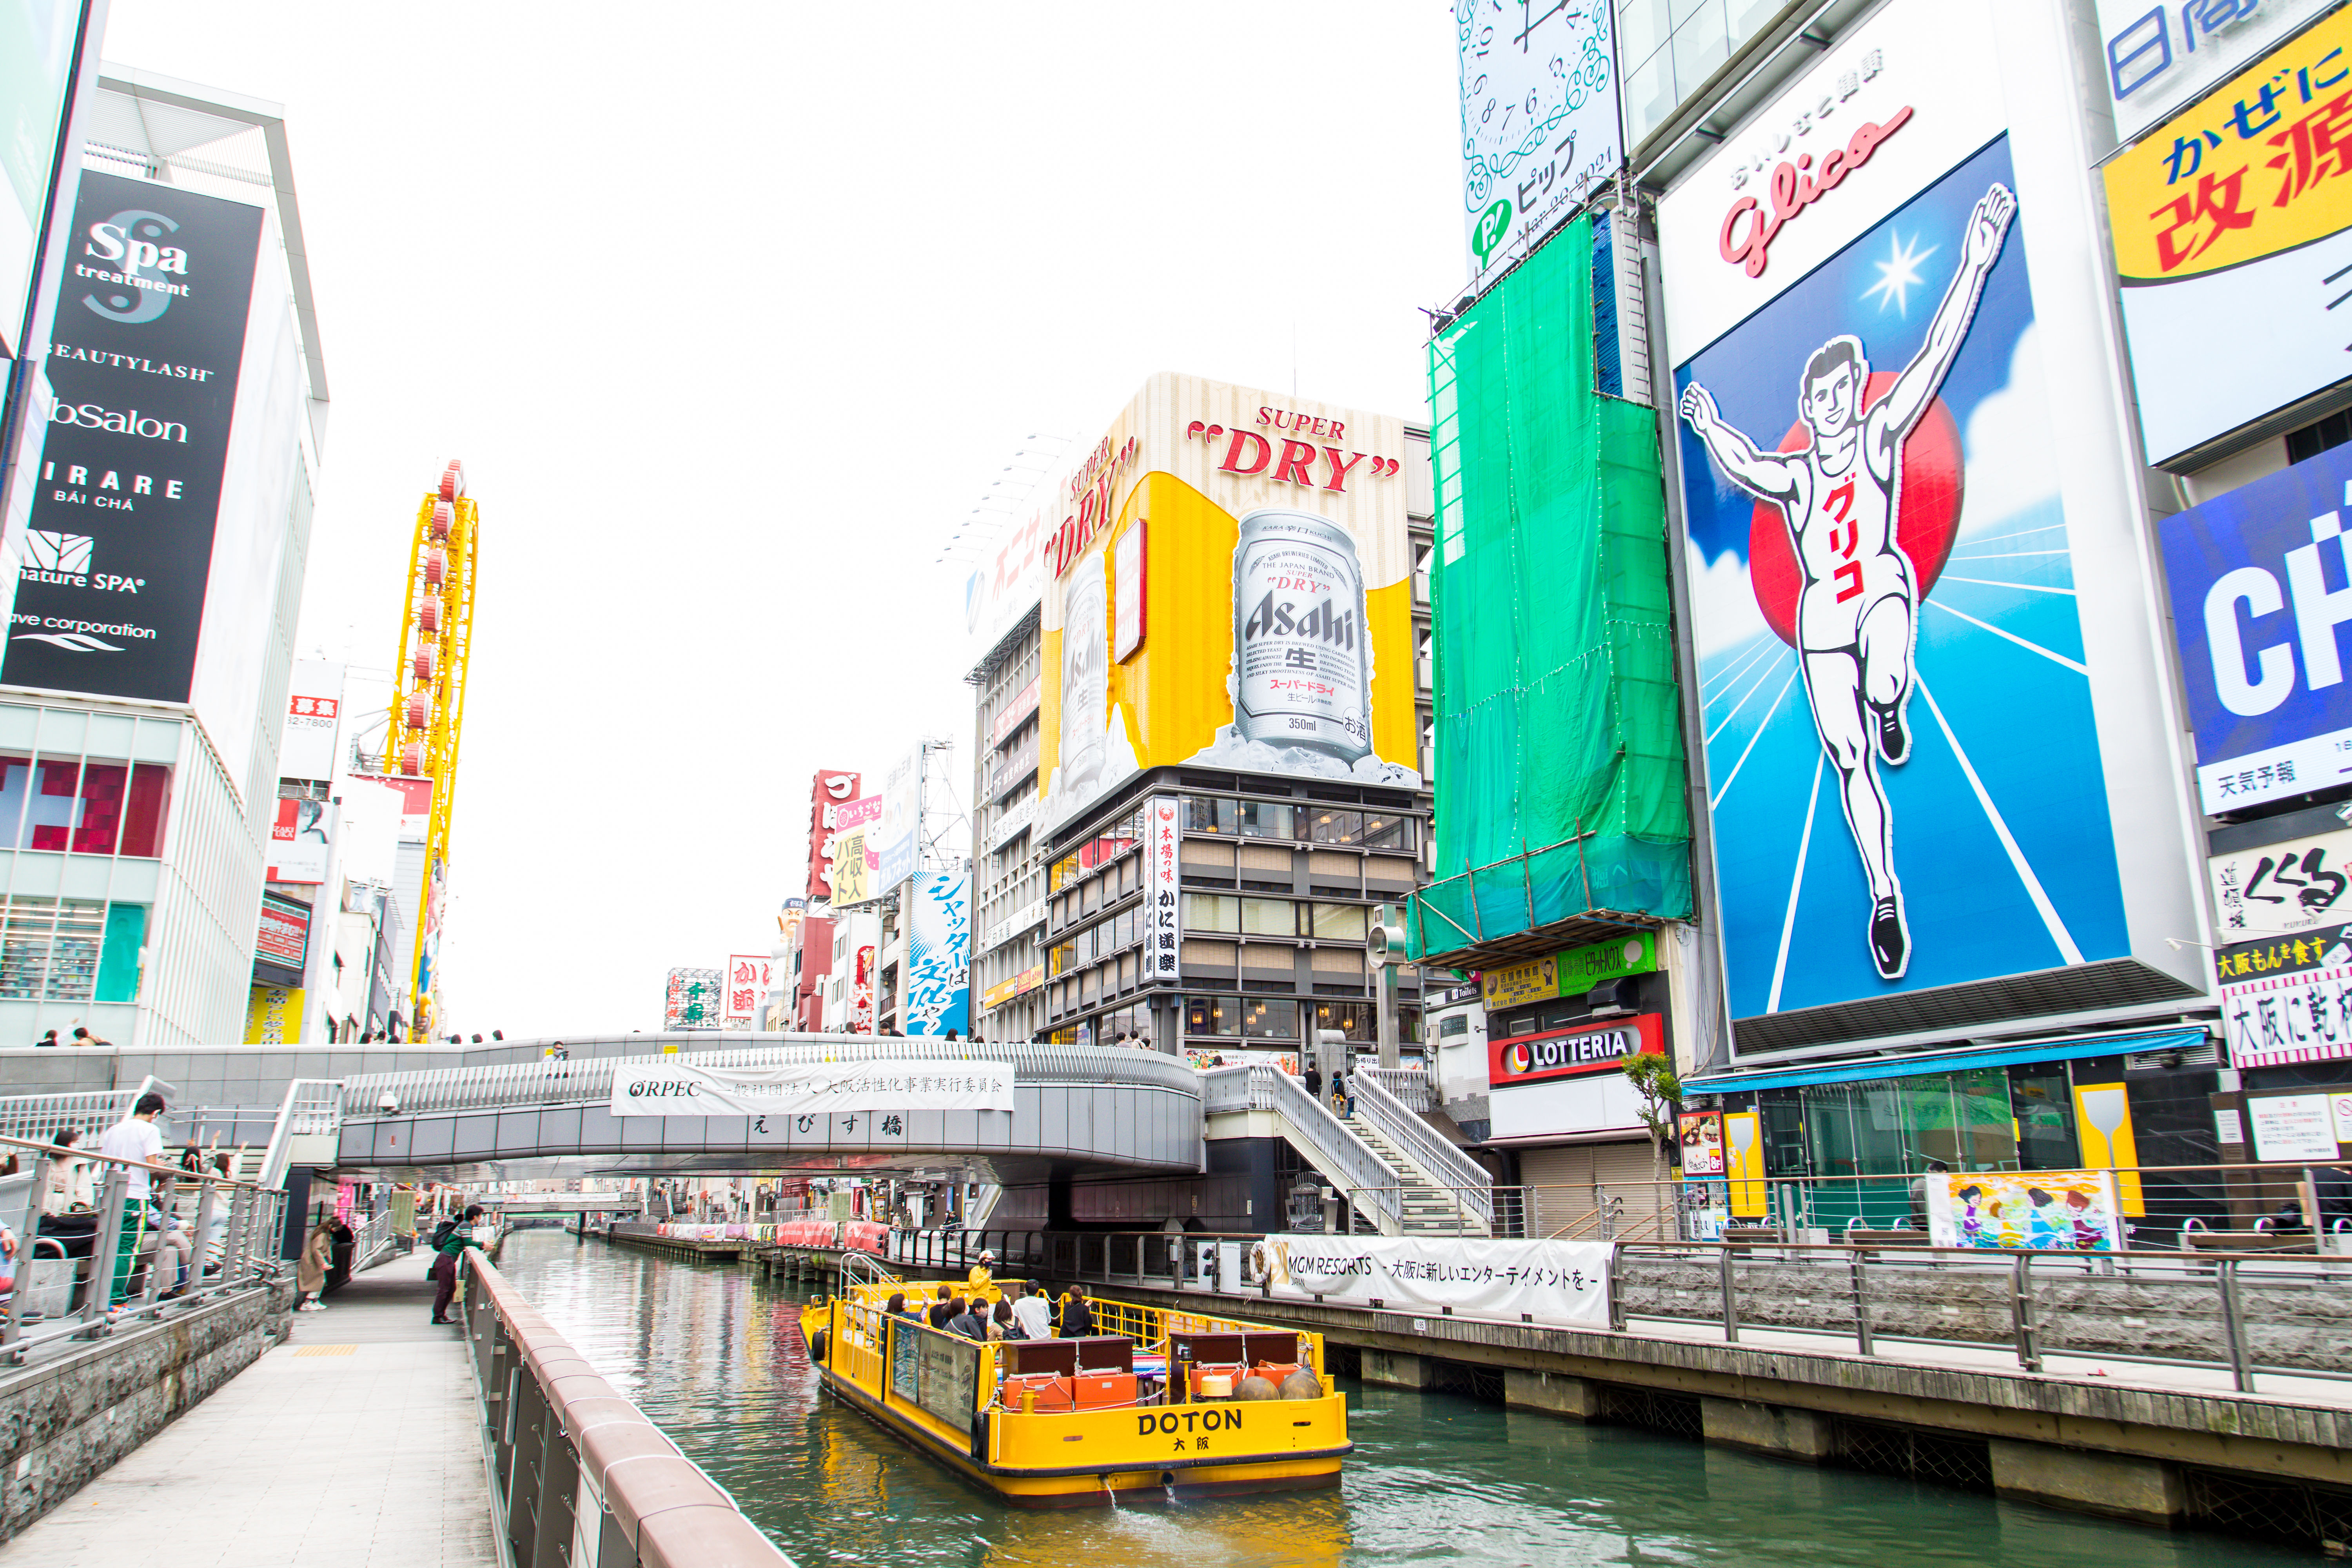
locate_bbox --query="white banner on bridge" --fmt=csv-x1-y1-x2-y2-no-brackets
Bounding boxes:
608,1060,1015,1117
1244,1234,1611,1327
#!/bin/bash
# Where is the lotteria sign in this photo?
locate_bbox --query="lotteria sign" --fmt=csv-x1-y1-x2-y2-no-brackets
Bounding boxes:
1488,1013,1663,1088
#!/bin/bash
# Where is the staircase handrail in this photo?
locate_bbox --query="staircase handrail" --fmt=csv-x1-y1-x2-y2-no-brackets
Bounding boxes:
1350,1071,1494,1230
1205,1064,1402,1230
258,1077,342,1189
1355,1066,1435,1111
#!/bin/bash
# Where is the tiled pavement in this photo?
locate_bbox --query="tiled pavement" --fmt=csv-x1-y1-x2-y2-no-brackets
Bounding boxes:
0,1255,497,1567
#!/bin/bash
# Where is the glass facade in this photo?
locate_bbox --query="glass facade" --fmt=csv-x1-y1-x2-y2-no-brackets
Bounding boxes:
1618,0,1793,148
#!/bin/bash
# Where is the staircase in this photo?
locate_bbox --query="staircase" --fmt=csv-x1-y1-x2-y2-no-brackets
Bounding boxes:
1345,1114,1489,1236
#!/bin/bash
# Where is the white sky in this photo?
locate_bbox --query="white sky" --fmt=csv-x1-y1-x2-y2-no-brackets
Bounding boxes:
98,2,1465,1037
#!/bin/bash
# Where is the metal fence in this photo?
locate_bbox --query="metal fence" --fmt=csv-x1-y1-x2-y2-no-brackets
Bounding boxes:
0,1131,287,1359
459,1254,792,1566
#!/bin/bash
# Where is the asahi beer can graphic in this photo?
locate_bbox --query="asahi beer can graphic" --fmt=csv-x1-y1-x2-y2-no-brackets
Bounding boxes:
1232,508,1372,764
1059,550,1110,796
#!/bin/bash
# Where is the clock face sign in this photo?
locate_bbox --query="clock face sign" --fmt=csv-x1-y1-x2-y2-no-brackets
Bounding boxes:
1457,0,1624,297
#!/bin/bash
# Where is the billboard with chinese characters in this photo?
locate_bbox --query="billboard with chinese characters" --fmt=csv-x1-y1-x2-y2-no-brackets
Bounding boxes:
2210,824,2352,942
1145,795,1180,982
265,797,333,885
2102,7,2352,463
1659,0,2205,1027
1457,0,1621,299
723,953,771,1027
828,794,882,905
254,890,308,975
243,983,302,1045
1036,374,1420,837
663,966,722,1031
278,660,344,782
2091,0,2336,144
2218,924,2352,1068
904,869,970,1036
804,769,859,900
2158,442,2352,813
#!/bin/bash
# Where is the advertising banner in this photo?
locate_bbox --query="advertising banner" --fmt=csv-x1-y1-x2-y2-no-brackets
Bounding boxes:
980,965,1042,1010
723,953,771,1025
2091,0,2336,146
1145,795,1181,982
255,891,308,971
265,796,332,885
829,794,882,905
1457,0,1621,299
1483,955,1556,1009
804,769,859,900
243,983,302,1045
851,943,876,1032
662,966,722,1031
2217,923,2352,1068
2210,824,2352,941
1244,1233,1611,1328
2102,8,2352,463
1488,1012,1662,1089
5,172,265,701
875,749,921,893
278,660,344,781
905,869,971,1036
1035,374,1420,837
1677,1111,1725,1176
1659,0,2198,1025
1924,1169,2123,1250
609,1058,1016,1117
2159,443,2352,812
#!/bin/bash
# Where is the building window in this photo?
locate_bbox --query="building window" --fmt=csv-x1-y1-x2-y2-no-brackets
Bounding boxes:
0,896,109,1000
1240,997,1297,1038
1185,894,1239,933
1187,796,1238,835
1308,903,1367,941
1308,809,1364,846
1240,897,1295,936
1186,995,1241,1036
1236,801,1294,840
2288,408,2352,464
1310,1000,1373,1042
1361,813,1414,853
1114,907,1138,949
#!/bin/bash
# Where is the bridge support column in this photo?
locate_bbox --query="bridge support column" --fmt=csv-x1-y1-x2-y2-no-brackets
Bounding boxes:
1504,1369,1598,1420
1700,1397,1834,1463
1360,1350,1430,1389
1989,1439,2184,1528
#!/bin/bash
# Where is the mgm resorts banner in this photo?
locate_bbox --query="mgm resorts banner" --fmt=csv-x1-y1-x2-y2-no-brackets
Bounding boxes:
5,172,264,701
1245,1234,1610,1328
609,1059,1015,1117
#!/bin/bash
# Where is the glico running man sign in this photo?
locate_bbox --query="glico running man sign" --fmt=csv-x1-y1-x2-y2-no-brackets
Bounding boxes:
4,172,264,701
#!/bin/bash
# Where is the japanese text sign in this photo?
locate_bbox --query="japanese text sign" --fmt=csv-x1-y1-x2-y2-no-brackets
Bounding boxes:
1147,795,1181,983
2209,824,2352,939
2219,922,2352,1065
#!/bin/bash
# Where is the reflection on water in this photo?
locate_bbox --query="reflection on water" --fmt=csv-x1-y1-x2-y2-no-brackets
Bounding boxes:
494,1230,2297,1567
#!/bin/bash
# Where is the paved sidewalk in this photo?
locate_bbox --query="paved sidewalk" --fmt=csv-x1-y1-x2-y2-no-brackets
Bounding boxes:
0,1254,497,1568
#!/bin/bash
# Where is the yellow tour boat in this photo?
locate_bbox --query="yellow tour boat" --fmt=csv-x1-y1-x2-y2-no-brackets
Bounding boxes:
797,1272,1351,1506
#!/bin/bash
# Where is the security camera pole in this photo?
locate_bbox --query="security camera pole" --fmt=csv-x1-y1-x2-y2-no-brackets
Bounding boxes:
1369,905,1403,1071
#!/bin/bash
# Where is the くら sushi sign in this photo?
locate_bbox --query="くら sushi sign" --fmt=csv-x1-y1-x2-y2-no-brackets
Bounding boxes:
1488,1013,1663,1088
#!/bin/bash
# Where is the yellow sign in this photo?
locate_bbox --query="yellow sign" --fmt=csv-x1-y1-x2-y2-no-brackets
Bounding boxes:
831,827,871,904
2104,8,2352,282
1722,1110,1767,1217
2073,1082,2146,1217
245,984,303,1044
982,964,1043,1009
1035,373,1421,837
1481,955,1558,1009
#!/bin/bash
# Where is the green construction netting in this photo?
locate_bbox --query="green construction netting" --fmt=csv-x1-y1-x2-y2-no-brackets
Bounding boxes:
1409,215,1692,962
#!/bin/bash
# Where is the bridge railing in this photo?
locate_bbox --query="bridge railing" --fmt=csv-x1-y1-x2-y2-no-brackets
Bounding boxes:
459,1254,792,1566
1348,1071,1492,1229
0,1131,287,1361
346,1037,1205,1117
1199,1064,1403,1230
0,1077,172,1147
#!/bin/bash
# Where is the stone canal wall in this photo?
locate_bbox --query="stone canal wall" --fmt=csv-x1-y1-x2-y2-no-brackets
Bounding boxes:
0,1282,292,1543
1615,1253,2352,1373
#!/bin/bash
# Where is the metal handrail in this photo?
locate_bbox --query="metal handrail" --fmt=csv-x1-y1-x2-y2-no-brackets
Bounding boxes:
1348,1071,1493,1229
1201,1064,1403,1230
257,1078,341,1190
0,1076,169,1145
343,1037,1205,1117
1354,1066,1435,1111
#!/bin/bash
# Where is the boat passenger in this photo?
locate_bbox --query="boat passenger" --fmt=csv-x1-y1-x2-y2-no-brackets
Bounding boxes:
885,1291,909,1318
966,1251,996,1301
1009,1281,1054,1341
947,1297,989,1340
1058,1284,1094,1339
988,1299,1017,1341
927,1297,956,1329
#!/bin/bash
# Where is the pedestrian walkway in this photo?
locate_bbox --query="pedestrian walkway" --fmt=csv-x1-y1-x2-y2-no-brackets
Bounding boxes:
0,1254,496,1568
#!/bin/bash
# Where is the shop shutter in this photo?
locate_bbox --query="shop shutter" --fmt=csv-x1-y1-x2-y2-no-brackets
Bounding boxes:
1519,1145,1593,1237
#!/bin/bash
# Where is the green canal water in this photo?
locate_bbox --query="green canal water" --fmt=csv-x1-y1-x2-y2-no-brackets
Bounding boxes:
493,1230,2304,1566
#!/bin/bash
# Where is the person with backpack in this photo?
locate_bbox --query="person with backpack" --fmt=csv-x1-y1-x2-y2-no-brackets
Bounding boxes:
430,1204,486,1325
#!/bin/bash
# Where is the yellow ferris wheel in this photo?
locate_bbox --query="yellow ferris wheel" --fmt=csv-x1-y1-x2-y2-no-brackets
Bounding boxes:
388,459,479,1041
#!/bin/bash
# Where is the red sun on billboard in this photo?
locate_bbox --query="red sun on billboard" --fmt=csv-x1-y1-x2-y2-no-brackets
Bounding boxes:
1747,375,1963,647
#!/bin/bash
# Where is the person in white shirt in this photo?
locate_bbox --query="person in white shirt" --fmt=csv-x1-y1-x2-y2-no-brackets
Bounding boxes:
96,1092,167,1305
1009,1281,1054,1341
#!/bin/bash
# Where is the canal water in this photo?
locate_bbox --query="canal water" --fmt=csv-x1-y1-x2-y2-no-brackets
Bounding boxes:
494,1230,2299,1566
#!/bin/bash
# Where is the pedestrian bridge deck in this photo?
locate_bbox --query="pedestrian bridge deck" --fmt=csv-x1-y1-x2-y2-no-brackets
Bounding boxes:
0,1256,496,1568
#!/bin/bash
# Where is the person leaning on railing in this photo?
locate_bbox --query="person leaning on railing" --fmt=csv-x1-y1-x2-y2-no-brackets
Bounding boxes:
95,1091,172,1308
430,1205,487,1326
